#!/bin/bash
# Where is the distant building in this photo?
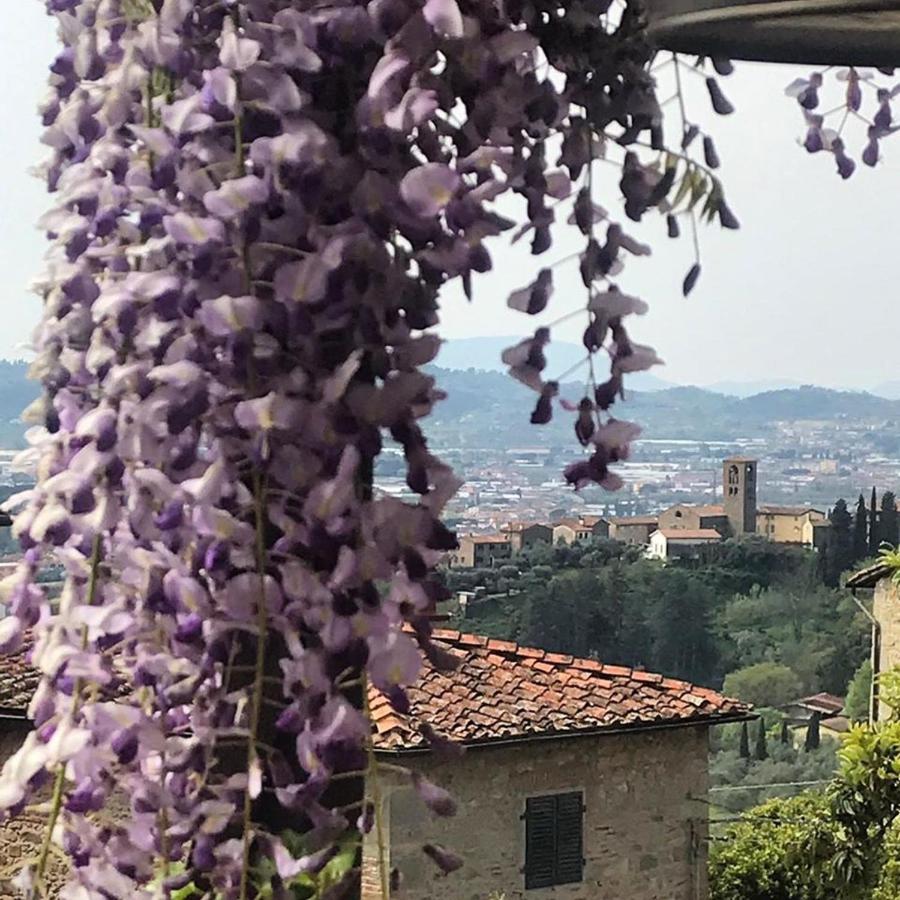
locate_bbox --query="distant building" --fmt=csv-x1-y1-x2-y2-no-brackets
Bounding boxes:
552,516,610,545
647,528,723,561
501,522,553,553
658,504,730,537
723,457,757,536
608,515,658,545
780,692,844,726
364,630,750,900
448,534,512,568
757,505,829,549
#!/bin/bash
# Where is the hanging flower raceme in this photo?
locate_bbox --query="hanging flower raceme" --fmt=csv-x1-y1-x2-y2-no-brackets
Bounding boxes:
0,0,744,897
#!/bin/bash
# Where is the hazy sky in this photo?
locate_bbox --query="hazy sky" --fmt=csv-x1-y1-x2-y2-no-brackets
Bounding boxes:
4,8,899,389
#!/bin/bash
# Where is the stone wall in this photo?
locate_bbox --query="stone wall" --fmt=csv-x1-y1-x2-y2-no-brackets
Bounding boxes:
364,725,711,900
875,578,900,721
0,723,69,896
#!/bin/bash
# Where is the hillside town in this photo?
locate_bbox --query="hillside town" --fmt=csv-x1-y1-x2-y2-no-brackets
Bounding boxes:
448,457,831,566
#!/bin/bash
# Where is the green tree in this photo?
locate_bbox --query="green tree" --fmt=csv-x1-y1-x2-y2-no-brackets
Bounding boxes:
825,499,854,586
854,493,869,562
804,712,820,751
709,793,836,900
724,663,803,709
755,718,769,761
871,486,880,556
739,721,751,760
845,659,872,723
882,491,899,548
498,565,518,595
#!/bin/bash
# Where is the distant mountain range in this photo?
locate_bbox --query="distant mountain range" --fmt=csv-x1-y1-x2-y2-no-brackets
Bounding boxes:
425,365,900,445
437,337,895,399
435,336,676,393
1,354,899,449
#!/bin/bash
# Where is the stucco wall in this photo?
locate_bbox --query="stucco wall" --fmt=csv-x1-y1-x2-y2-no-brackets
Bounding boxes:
364,725,710,900
875,578,900,721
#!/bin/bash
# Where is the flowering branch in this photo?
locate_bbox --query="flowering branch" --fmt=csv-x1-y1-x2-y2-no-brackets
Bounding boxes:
0,1,747,897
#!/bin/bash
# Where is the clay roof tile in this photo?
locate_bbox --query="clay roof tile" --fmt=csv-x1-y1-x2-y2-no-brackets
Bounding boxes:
368,632,750,750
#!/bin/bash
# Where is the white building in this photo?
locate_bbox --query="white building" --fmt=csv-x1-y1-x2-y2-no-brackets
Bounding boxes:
647,528,723,561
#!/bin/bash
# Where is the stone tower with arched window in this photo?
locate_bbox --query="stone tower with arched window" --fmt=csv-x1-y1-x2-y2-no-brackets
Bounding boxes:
723,457,757,536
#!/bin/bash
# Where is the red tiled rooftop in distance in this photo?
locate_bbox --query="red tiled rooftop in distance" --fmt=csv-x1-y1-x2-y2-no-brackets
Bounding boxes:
795,692,844,714
656,528,722,540
607,516,659,526
371,630,749,751
460,533,511,545
757,505,824,516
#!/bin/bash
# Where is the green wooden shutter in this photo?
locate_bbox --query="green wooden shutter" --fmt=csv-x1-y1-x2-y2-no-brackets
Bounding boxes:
554,792,584,885
524,795,557,889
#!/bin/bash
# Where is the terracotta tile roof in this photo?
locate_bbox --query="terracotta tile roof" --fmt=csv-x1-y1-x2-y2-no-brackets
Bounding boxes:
656,528,722,540
577,515,607,527
0,641,39,714
501,522,549,533
757,505,824,517
795,692,844,714
666,504,725,517
460,533,510,545
552,519,582,529
846,562,894,589
371,630,749,751
608,516,658,526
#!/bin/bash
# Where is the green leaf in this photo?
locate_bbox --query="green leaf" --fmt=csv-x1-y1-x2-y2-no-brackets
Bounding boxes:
672,170,693,209
688,175,708,211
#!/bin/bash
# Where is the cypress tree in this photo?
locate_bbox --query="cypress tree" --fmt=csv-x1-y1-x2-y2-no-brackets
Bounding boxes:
780,720,789,745
853,494,869,561
870,486,879,556
739,721,751,760
882,491,899,548
825,499,855,585
755,717,768,761
804,712,821,751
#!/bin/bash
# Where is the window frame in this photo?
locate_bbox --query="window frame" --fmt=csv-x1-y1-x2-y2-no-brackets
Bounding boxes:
522,790,585,890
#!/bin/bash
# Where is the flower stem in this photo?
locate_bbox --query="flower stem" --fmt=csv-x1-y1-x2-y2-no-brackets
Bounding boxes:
35,533,103,893
363,679,390,900
238,470,269,900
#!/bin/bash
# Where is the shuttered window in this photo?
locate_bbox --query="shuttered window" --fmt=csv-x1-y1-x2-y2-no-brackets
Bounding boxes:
524,791,584,890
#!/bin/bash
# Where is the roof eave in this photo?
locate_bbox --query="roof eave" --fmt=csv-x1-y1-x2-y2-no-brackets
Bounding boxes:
846,563,894,589
374,709,755,756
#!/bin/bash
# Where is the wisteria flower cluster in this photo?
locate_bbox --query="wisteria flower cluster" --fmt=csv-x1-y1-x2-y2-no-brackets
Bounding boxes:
0,0,742,897
787,65,900,177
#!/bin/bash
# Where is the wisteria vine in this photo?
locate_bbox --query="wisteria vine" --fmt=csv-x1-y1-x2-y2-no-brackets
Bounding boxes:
0,0,752,897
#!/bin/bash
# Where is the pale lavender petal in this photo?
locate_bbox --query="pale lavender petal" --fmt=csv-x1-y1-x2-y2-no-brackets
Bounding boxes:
423,0,464,37
400,164,460,217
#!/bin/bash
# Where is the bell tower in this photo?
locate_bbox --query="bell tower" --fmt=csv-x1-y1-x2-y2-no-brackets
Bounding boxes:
723,457,757,536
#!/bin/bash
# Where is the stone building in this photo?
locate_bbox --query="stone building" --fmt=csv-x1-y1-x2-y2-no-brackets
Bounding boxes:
551,516,610,546
723,457,757,536
646,528,723,561
501,522,553,553
607,516,658,546
756,505,829,549
0,647,69,895
847,562,898,721
657,504,730,537
447,534,512,568
365,630,749,900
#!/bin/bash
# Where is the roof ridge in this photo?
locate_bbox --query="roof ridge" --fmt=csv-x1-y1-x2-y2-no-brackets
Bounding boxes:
428,629,728,696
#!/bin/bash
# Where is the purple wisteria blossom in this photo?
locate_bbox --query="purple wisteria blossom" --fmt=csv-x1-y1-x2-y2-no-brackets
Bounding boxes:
0,0,747,896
